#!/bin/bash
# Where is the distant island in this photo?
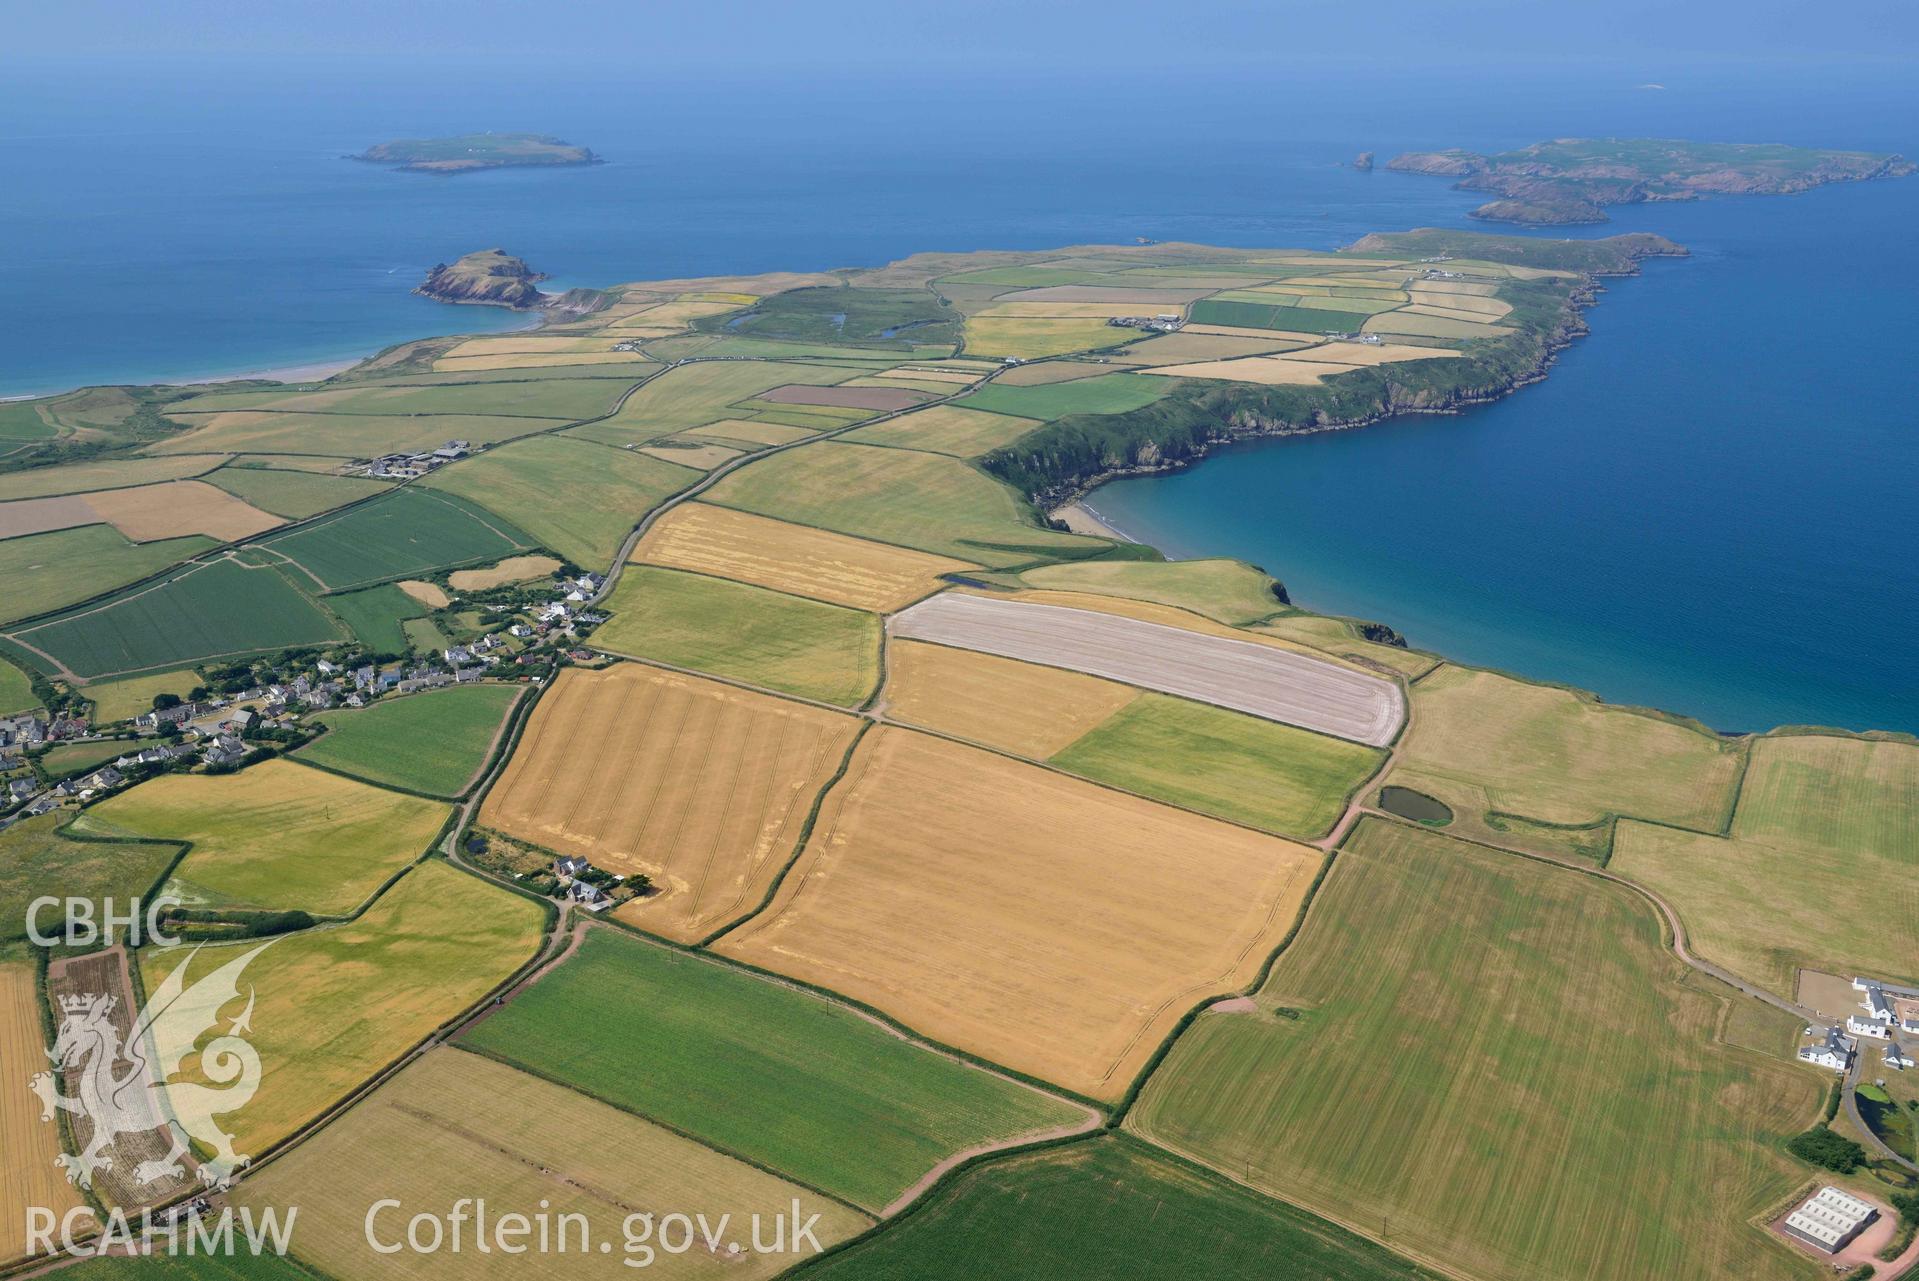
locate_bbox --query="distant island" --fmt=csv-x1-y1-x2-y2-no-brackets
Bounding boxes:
415,249,607,317
1385,137,1915,225
350,132,599,174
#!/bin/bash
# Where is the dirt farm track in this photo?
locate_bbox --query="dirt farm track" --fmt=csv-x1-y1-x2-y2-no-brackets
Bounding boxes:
889,592,1405,746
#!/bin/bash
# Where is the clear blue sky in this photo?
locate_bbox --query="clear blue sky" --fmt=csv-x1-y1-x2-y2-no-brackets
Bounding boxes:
10,0,1917,66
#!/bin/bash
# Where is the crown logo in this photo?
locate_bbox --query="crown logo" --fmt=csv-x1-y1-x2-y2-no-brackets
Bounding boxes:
59,993,111,1015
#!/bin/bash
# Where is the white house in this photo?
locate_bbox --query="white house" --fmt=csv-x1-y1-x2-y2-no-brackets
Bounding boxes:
1885,1042,1914,1071
1848,1014,1891,1040
1798,1026,1854,1072
1856,978,1895,1021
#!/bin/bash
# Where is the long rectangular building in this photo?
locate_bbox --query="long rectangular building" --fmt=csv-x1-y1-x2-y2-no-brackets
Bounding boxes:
1781,1185,1878,1253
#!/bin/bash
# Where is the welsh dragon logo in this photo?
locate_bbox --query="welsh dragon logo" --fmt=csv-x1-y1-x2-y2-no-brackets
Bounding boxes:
29,944,270,1191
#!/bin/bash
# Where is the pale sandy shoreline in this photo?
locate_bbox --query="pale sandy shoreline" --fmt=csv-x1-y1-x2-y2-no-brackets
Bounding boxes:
1051,500,1136,542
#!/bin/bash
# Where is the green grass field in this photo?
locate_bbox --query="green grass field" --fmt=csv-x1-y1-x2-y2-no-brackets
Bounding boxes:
1612,732,1919,989
82,669,201,722
260,488,535,590
153,410,573,457
1385,664,1744,859
595,566,880,706
206,466,393,518
0,455,220,502
142,859,545,1155
698,286,962,350
58,1253,320,1281
1128,818,1819,1281
298,684,520,797
0,399,58,442
565,361,849,448
0,525,217,626
799,1137,1444,1281
1051,694,1384,838
705,442,1104,567
82,759,450,915
0,655,35,714
842,404,1039,458
322,582,430,653
422,434,699,566
957,372,1172,419
462,928,1085,1211
37,736,160,779
0,813,180,947
171,374,643,422
1188,298,1382,333
1016,558,1288,625
6,557,343,678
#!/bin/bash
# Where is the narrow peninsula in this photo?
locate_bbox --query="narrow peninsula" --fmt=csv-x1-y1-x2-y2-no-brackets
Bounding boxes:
1385,137,1914,225
351,132,599,174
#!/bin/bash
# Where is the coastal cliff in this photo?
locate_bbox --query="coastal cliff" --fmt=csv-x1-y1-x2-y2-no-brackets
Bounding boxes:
1385,137,1915,225
983,230,1685,505
415,249,608,316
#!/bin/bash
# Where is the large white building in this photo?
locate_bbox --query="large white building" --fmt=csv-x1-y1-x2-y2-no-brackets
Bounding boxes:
1798,1025,1855,1072
1781,1186,1879,1254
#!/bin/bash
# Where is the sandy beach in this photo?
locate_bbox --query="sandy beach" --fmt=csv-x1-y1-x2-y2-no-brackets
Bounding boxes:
1051,500,1135,542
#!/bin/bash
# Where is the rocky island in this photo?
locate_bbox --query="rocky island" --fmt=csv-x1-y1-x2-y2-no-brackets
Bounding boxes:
351,132,599,174
414,249,607,316
1385,137,1915,224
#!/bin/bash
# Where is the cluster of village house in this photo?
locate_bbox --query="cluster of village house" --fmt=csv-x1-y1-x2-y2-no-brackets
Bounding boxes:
1798,977,1919,1073
357,439,472,480
0,568,613,828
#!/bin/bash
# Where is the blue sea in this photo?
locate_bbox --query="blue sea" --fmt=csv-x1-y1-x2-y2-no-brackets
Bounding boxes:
4,58,1915,732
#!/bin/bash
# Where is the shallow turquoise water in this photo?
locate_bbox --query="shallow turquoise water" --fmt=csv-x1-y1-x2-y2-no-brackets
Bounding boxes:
5,60,1915,731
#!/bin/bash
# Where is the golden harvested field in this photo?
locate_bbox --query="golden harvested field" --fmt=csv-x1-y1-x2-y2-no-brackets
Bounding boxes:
440,335,623,357
1293,342,1463,366
716,727,1324,1100
397,578,451,608
447,553,562,590
1405,290,1512,317
485,664,860,942
1140,357,1353,386
143,860,545,1156
604,297,746,329
963,316,1138,360
1,960,83,1265
1366,311,1514,339
0,455,226,502
82,479,283,542
883,639,1140,757
433,350,652,372
871,365,978,384
635,503,974,611
638,441,745,470
841,403,1041,458
236,1048,871,1281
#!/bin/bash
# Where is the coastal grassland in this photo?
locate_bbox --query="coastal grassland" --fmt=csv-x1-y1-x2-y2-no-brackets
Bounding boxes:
481,665,858,941
233,1048,871,1281
957,372,1172,419
1188,299,1381,332
446,553,562,591
1611,733,1919,990
882,640,1140,757
694,285,961,350
141,859,545,1155
0,455,223,502
0,526,217,625
259,488,535,591
1109,330,1311,363
961,314,1140,359
564,362,850,448
1384,664,1743,856
634,503,974,611
170,375,644,422
704,443,1106,567
151,409,571,456
434,350,653,373
840,404,1041,457
795,1136,1443,1281
205,466,392,519
1127,818,1820,1281
2,960,85,1267
594,567,880,706
676,418,817,448
1051,694,1385,839
421,434,699,567
82,759,449,915
321,582,429,653
715,727,1323,1101
462,928,1087,1211
0,813,181,947
82,669,201,722
0,655,35,714
1253,613,1442,679
297,684,521,797
1014,557,1287,625
4,557,343,678
0,399,58,442
79,479,283,543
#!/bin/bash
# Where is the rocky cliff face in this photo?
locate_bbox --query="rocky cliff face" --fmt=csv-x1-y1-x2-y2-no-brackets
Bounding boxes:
414,250,606,316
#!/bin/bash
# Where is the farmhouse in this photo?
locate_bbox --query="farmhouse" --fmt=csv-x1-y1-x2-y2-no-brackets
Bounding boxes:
1781,1186,1879,1254
1798,1025,1854,1072
1848,1014,1891,1039
1886,1042,1913,1070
